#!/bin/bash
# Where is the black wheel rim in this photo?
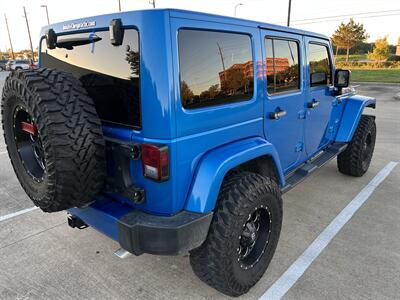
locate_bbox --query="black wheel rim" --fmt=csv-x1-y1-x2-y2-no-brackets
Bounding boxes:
362,131,373,168
237,206,272,269
13,106,45,181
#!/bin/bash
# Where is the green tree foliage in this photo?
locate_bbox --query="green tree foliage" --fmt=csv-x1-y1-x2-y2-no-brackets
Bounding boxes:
368,37,391,61
331,19,369,61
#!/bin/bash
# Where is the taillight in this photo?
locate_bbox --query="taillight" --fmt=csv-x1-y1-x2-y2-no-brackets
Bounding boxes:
141,144,169,181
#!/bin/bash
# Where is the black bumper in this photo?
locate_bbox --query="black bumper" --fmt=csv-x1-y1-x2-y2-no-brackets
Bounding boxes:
117,210,213,256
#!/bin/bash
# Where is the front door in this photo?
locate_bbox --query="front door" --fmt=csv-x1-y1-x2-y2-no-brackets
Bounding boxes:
262,30,306,172
304,38,335,156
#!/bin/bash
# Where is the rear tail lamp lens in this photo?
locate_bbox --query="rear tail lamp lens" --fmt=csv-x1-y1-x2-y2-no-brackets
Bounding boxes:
141,144,169,181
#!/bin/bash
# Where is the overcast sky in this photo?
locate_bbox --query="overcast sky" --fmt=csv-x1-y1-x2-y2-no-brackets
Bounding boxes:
0,0,399,52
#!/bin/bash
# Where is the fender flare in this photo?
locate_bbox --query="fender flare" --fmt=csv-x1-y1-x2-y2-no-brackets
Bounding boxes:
184,137,285,214
335,95,376,142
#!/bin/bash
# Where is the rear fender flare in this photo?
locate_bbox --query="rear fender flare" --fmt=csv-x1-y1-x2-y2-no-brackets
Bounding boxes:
184,137,284,214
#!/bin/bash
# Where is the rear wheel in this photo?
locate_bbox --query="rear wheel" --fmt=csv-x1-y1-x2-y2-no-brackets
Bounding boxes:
190,172,282,297
337,115,376,177
1,69,106,212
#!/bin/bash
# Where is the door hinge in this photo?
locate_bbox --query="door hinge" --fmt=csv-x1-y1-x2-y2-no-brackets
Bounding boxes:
298,110,306,119
295,142,304,152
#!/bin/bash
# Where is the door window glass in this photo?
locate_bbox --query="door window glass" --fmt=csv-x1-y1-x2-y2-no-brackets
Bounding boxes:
265,38,300,95
309,43,332,87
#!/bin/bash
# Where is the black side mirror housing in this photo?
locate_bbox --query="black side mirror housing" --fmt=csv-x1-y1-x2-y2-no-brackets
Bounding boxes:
46,29,57,50
109,19,124,46
334,69,350,88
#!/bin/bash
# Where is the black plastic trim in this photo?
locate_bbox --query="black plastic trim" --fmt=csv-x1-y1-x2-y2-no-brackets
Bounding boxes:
118,210,213,256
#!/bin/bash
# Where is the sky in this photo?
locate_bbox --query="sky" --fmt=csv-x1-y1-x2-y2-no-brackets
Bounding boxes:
0,0,399,52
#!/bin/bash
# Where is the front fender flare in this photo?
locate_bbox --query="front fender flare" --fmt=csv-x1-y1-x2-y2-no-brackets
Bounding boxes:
184,137,284,214
335,95,376,142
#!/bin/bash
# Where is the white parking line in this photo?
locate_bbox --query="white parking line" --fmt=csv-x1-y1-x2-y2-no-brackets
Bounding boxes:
0,207,39,223
0,151,7,156
260,161,398,300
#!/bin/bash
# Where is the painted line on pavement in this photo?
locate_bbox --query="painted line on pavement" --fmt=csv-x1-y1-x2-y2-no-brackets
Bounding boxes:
0,151,7,155
0,207,39,223
260,161,398,300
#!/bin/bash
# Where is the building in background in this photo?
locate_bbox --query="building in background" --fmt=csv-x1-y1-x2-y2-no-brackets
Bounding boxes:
396,37,400,56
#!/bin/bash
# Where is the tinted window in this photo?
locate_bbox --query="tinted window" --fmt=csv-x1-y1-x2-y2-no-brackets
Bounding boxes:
179,30,253,109
266,38,300,95
309,43,331,87
40,29,140,128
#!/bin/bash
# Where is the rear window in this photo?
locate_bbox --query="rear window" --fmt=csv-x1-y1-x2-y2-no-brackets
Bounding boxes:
178,29,254,109
40,29,140,129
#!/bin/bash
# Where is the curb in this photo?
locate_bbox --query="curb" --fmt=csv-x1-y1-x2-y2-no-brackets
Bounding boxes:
352,81,400,86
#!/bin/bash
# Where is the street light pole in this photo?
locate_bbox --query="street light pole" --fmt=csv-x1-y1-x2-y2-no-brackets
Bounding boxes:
118,0,121,12
149,0,155,8
287,0,292,26
4,14,15,60
23,6,35,61
41,5,50,25
234,3,243,17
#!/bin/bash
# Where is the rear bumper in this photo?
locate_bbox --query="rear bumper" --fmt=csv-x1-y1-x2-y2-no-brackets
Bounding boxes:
118,211,213,255
68,197,213,256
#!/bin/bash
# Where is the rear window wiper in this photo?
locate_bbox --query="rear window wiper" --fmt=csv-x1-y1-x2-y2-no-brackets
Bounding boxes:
56,35,102,50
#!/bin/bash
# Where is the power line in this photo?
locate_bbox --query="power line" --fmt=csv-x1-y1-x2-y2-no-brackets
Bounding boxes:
293,12,400,25
289,8,400,23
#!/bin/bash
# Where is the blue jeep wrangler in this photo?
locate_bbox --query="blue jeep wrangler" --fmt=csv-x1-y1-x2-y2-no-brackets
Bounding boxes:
1,9,376,296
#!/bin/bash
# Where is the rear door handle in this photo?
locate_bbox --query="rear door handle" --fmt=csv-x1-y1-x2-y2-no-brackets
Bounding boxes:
307,100,320,109
269,110,287,120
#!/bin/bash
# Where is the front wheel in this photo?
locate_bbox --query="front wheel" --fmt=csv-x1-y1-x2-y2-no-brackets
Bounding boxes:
190,172,282,297
337,115,376,177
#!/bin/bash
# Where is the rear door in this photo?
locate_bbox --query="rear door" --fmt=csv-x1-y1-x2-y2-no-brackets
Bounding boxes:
304,38,335,156
261,30,306,172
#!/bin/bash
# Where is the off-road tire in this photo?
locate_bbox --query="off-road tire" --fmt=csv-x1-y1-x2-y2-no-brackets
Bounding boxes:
189,172,282,297
337,115,376,177
1,69,106,212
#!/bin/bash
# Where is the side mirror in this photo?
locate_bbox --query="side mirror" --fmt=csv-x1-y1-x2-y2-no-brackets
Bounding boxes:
311,72,327,86
334,69,350,88
46,28,57,50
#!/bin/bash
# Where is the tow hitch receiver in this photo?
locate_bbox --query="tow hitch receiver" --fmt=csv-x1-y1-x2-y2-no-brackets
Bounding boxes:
68,215,89,229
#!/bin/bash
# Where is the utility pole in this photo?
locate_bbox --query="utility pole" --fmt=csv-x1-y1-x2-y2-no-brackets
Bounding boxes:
118,0,121,11
23,6,35,61
4,14,15,60
287,0,292,26
216,42,226,88
149,0,155,8
41,5,50,25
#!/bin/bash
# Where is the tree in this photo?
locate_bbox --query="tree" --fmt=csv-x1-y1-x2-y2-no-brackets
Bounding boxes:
368,36,391,61
331,19,369,61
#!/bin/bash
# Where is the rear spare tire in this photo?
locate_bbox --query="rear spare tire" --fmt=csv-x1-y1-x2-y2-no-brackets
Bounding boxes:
1,69,106,212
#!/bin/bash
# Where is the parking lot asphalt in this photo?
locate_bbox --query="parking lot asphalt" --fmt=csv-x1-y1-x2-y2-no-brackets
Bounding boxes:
0,71,399,299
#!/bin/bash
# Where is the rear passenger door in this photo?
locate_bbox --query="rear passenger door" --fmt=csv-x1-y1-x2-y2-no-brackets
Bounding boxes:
262,30,305,172
304,38,335,156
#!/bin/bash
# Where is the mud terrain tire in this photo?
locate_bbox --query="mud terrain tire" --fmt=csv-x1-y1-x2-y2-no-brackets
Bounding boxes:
337,115,376,177
190,172,282,297
1,69,106,212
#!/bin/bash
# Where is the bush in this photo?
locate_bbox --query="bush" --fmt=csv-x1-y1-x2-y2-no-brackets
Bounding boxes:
387,55,400,62
336,60,400,69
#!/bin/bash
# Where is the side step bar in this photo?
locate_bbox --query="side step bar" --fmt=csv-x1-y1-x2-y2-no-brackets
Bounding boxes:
282,142,347,193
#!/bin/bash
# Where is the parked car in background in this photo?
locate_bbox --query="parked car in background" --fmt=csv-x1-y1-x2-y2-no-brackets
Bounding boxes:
30,61,39,70
5,60,31,71
0,60,8,71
